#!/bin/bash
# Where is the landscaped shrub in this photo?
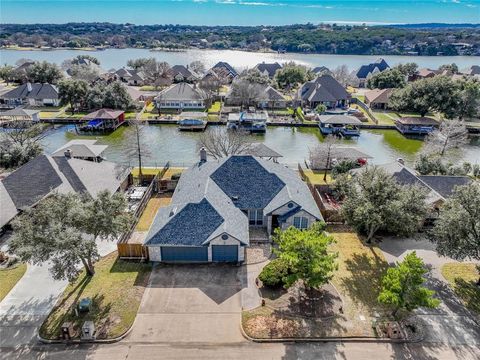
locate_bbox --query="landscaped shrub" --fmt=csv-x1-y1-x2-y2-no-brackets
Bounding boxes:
258,258,290,287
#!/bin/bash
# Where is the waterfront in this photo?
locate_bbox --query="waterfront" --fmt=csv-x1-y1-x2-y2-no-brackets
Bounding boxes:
41,124,480,168
1,48,479,72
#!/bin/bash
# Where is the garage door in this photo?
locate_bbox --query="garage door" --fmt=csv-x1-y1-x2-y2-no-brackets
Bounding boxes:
161,246,208,262
212,245,238,262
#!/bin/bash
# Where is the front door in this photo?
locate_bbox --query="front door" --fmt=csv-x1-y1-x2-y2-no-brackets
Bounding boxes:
271,215,279,234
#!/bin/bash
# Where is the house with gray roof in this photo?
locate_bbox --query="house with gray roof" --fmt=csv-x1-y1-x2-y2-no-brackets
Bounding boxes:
170,65,199,83
0,82,59,107
51,139,108,162
155,82,206,110
297,75,350,109
115,68,147,86
255,62,282,78
144,155,322,263
355,58,390,88
0,151,130,229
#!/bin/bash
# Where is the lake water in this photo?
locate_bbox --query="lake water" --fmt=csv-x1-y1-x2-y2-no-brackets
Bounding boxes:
41,125,480,168
1,48,479,72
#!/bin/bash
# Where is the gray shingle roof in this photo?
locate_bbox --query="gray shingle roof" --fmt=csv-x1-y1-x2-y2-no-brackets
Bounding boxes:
356,58,390,79
318,115,363,125
1,83,59,100
51,140,108,158
299,75,349,103
418,176,471,198
246,143,283,158
156,83,205,101
255,62,282,78
145,199,224,246
213,62,238,77
210,156,285,209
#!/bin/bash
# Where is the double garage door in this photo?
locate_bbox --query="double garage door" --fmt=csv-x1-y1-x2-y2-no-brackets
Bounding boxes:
158,245,238,262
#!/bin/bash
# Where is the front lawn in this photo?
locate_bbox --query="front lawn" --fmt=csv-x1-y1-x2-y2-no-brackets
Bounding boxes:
40,252,152,340
0,263,27,302
441,263,479,315
242,226,389,339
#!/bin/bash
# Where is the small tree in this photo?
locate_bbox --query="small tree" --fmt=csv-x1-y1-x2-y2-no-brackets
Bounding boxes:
341,167,428,243
367,68,406,89
309,135,339,181
26,61,63,84
197,127,252,159
229,79,266,109
126,117,152,184
0,65,16,85
58,79,89,114
430,183,480,284
378,252,440,318
274,62,314,90
273,222,337,290
189,60,206,75
9,191,132,281
331,65,357,87
422,119,468,157
240,68,271,85
315,104,327,114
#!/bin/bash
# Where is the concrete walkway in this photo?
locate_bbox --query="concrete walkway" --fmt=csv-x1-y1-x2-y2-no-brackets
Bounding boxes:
0,238,117,347
378,235,480,346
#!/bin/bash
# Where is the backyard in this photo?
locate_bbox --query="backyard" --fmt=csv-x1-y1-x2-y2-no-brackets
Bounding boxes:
40,251,152,340
242,226,390,339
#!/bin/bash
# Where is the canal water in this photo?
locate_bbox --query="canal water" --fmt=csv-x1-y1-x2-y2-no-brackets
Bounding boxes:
41,124,480,168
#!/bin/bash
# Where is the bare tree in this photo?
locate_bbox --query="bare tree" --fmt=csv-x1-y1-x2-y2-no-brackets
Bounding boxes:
331,65,358,87
189,61,206,75
230,79,267,110
309,135,340,181
197,127,253,160
141,60,172,89
126,115,152,184
422,120,468,157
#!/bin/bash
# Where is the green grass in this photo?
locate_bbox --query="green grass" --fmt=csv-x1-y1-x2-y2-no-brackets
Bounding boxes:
296,107,306,122
208,101,222,113
353,94,365,102
135,195,172,231
131,167,162,177
371,111,398,125
0,263,27,302
139,85,157,91
441,263,479,315
301,169,333,185
40,252,152,340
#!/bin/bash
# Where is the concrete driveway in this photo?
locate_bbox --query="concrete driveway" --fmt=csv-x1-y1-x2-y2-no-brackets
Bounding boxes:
126,264,248,344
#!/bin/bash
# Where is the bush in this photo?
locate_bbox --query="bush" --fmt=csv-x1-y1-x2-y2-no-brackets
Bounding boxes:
258,258,290,287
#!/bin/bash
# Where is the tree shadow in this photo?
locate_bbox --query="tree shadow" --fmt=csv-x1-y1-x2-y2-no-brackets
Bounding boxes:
109,256,152,287
340,252,389,315
451,278,480,315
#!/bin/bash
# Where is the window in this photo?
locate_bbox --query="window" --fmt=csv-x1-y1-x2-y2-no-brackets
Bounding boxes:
293,216,308,229
248,209,263,226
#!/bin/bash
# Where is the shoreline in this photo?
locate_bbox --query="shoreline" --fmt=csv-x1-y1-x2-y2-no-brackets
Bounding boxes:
2,46,479,57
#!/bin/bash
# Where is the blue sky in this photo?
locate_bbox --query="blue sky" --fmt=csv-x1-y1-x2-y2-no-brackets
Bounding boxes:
1,0,479,25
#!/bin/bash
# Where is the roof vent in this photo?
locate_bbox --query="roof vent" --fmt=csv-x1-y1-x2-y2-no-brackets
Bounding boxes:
397,158,405,165
199,147,207,163
64,149,72,158
169,207,178,217
231,195,239,201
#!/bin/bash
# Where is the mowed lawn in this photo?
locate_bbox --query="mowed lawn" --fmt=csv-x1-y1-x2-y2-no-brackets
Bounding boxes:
40,252,152,340
135,194,172,231
300,169,333,185
441,263,480,315
0,263,27,302
242,226,389,338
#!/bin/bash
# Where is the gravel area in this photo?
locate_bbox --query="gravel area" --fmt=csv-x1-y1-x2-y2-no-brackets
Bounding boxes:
245,244,272,264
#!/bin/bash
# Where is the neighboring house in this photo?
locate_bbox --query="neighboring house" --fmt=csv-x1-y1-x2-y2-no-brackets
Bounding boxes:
155,83,206,110
312,66,331,75
364,88,394,109
51,139,108,162
355,58,390,88
170,65,199,83
461,65,480,77
12,61,35,82
203,62,238,84
144,155,322,263
213,62,238,78
297,74,350,109
0,152,130,229
0,82,59,107
0,108,40,122
255,62,282,78
226,84,287,109
115,68,147,86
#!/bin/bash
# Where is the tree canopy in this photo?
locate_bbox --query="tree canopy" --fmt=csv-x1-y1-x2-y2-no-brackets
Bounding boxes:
378,252,440,318
341,166,428,242
26,61,63,84
273,222,337,289
274,62,314,90
9,191,132,281
430,183,480,265
367,68,406,89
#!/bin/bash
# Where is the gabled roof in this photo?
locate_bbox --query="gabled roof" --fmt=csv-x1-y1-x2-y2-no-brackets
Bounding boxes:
213,62,238,77
171,65,195,79
264,86,286,101
82,109,124,120
299,75,349,103
0,108,40,117
246,143,283,158
418,175,471,198
396,117,439,126
318,115,363,125
156,83,205,101
51,140,108,158
364,88,394,104
255,62,282,78
356,58,390,79
313,66,331,74
0,154,130,227
145,199,224,246
1,83,58,100
210,156,285,209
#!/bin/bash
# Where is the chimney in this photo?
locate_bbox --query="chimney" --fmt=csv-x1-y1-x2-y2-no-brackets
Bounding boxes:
397,158,405,165
26,82,32,92
199,147,207,163
64,149,72,159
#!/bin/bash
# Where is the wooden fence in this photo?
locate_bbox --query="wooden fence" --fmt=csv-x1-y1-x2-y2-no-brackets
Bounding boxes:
351,97,378,124
117,162,170,260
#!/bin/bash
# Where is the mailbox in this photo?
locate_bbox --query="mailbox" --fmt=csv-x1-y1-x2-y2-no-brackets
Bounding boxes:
61,322,74,340
81,321,96,340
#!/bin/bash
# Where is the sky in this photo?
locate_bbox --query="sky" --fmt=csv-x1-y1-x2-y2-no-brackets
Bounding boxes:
1,0,479,25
